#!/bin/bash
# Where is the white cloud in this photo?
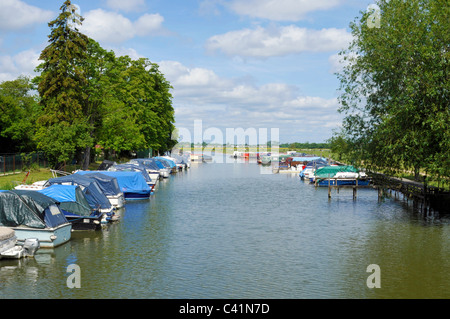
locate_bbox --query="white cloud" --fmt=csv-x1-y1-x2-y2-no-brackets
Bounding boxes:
80,9,164,44
106,0,146,12
206,25,352,58
328,52,358,74
0,0,53,31
227,0,341,21
0,49,40,82
158,60,342,142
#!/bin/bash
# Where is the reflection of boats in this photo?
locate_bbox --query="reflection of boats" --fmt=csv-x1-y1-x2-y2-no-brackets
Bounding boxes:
0,227,40,259
0,190,72,248
39,185,104,231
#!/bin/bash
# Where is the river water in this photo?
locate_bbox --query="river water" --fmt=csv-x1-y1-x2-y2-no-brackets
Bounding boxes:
1,156,449,299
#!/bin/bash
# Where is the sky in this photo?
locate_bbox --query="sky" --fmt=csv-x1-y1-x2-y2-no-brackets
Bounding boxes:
0,0,375,144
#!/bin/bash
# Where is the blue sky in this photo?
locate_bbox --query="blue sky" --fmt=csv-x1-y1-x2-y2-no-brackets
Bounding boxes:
0,0,374,144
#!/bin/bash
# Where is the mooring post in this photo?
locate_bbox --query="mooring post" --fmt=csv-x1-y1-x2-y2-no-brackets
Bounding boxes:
328,176,331,199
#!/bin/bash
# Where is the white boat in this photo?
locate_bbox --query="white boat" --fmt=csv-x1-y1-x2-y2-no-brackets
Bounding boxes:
0,190,72,248
0,227,40,259
14,180,47,191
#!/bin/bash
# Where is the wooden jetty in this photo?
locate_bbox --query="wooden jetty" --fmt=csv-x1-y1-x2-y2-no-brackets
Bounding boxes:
316,172,449,216
314,177,373,200
369,172,450,215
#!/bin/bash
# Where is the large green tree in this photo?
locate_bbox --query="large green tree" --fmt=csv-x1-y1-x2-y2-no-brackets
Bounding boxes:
34,0,92,168
0,76,39,153
335,0,449,183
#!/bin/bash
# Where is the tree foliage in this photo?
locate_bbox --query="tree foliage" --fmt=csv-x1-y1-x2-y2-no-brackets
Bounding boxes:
0,77,39,153
0,0,177,168
334,0,449,183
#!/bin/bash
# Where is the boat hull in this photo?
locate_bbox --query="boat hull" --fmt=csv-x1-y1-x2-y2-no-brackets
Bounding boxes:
12,223,72,248
315,179,371,187
64,213,103,231
107,193,125,208
124,192,151,200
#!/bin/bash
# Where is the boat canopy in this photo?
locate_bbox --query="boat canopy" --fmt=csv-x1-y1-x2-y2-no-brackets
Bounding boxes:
108,164,152,183
0,190,69,229
46,175,112,211
128,159,161,171
313,165,359,178
39,185,94,217
74,171,122,196
96,171,151,195
154,157,176,168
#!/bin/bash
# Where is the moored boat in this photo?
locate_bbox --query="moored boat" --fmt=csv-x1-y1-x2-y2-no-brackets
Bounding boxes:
97,171,151,200
311,165,371,186
39,185,104,231
0,190,72,248
0,227,40,259
45,175,114,223
74,171,125,208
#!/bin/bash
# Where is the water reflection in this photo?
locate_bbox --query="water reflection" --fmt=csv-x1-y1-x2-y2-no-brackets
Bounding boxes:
1,158,449,298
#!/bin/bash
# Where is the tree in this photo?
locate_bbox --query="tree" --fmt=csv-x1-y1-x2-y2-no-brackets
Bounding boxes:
34,0,91,168
0,76,39,153
335,0,449,182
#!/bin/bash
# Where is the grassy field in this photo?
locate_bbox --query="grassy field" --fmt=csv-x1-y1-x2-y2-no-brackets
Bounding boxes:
0,161,104,190
0,169,54,190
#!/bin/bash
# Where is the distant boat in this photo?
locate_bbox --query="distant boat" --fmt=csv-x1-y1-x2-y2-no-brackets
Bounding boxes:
299,158,328,180
128,158,162,182
0,190,72,248
260,155,271,165
39,185,104,231
107,163,155,191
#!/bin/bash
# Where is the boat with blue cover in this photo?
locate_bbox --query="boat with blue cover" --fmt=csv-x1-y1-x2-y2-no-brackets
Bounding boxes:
39,185,103,231
0,190,72,248
95,171,151,200
107,164,155,192
74,171,125,208
128,158,162,182
45,175,114,223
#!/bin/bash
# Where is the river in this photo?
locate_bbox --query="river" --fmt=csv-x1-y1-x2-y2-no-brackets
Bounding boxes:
1,156,449,299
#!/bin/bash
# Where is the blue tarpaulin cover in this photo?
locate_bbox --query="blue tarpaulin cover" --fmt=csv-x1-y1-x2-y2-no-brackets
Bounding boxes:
39,185,95,217
74,171,122,196
108,164,153,183
92,171,150,195
47,175,112,211
0,190,69,228
154,157,176,168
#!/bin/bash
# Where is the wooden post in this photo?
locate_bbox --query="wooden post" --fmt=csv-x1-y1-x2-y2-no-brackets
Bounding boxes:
353,178,358,200
328,176,331,199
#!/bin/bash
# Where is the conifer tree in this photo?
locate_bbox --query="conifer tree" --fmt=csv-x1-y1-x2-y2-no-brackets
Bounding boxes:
34,0,92,168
